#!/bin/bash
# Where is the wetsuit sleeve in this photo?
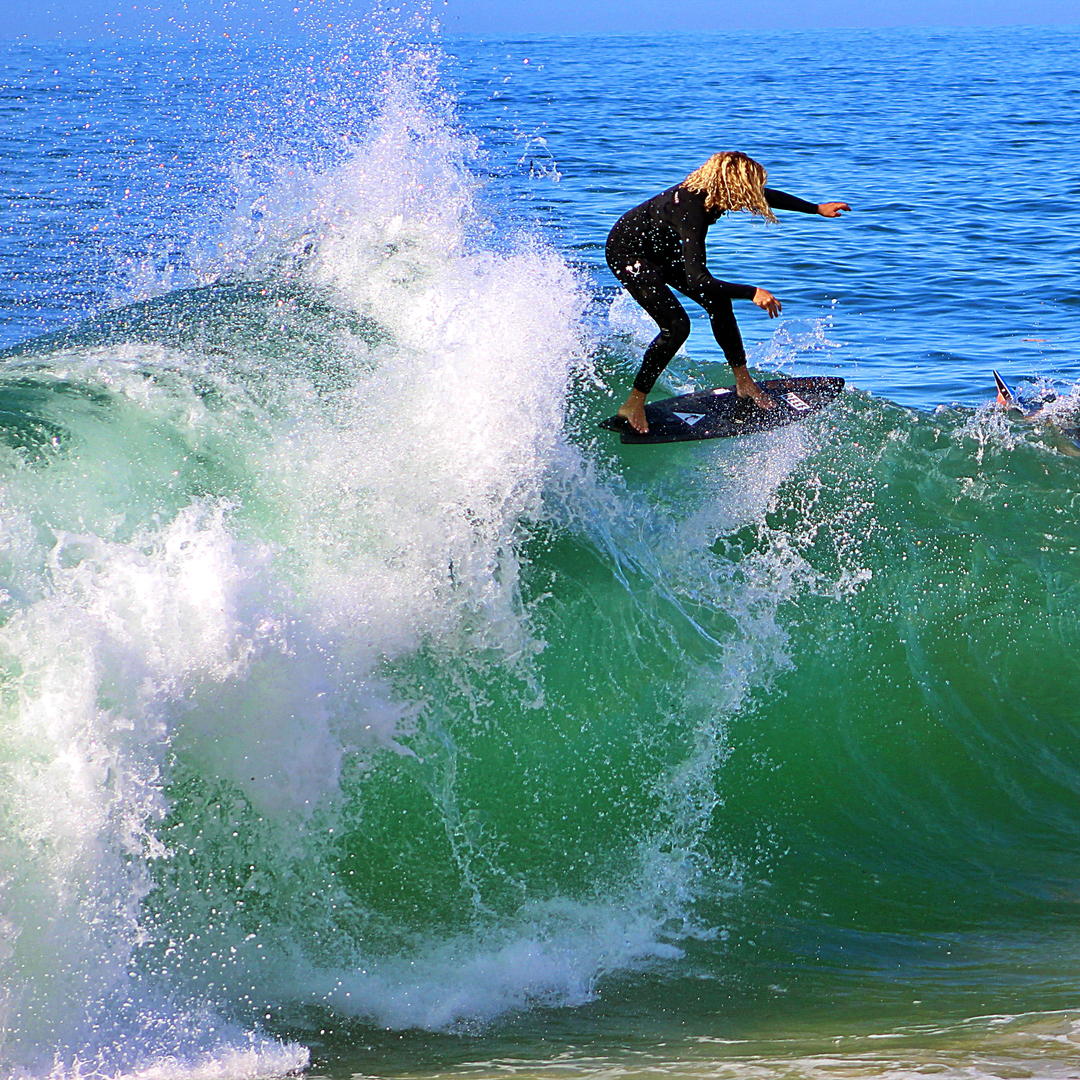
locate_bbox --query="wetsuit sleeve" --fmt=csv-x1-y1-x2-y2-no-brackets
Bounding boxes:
765,188,819,214
675,197,756,300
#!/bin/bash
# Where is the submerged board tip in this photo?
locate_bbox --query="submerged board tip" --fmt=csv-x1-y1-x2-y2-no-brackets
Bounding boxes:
993,370,1014,406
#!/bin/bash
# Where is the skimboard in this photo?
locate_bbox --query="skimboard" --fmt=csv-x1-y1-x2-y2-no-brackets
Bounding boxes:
600,376,845,445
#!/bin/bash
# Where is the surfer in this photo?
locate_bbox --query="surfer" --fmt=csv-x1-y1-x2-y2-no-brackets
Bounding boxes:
606,151,850,434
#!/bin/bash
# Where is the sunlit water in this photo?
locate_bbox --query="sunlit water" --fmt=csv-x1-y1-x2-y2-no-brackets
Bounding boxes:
1,14,1080,1080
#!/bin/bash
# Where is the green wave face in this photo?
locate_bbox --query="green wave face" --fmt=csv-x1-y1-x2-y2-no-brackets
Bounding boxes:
4,282,1079,1061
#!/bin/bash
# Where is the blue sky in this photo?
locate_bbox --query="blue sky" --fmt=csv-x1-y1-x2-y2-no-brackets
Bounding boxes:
4,0,1079,39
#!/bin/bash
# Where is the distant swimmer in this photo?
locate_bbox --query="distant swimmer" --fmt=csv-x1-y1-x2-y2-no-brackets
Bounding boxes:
606,151,850,434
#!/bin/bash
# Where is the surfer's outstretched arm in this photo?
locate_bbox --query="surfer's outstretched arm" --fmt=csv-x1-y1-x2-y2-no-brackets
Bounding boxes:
765,188,851,218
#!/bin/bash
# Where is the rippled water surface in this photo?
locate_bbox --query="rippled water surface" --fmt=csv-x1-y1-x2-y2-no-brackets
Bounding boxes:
1,19,1079,1080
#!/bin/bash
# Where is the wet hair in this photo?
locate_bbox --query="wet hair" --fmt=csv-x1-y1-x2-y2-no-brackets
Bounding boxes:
683,151,778,223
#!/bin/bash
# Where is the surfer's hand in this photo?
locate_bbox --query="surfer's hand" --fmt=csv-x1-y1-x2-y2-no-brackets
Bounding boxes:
753,288,781,318
818,202,850,217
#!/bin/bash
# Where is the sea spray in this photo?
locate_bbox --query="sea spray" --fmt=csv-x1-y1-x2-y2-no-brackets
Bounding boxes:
0,23,827,1065
0,12,702,1072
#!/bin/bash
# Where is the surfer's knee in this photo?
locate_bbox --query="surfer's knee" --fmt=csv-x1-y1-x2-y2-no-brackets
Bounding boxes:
662,309,691,349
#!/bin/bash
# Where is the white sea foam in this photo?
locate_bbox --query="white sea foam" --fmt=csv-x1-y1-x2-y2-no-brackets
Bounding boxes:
0,25,598,1075
0,490,314,1073
281,899,681,1031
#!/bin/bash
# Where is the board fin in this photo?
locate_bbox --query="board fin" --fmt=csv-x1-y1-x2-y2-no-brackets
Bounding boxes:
993,370,1014,407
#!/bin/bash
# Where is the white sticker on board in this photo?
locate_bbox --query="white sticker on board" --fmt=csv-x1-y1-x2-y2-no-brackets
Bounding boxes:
673,412,706,426
784,393,810,411
711,387,732,395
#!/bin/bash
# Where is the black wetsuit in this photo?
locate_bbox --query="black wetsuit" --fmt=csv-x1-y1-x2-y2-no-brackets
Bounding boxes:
606,184,818,393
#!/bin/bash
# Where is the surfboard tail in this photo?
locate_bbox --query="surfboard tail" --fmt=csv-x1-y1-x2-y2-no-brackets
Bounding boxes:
993,370,1014,407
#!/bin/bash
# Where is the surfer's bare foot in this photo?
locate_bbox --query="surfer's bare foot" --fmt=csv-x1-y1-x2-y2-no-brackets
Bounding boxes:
733,365,775,410
618,389,649,434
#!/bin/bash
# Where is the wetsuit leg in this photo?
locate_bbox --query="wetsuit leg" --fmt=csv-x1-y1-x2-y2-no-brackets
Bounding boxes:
667,270,748,370
607,251,691,393
701,294,748,369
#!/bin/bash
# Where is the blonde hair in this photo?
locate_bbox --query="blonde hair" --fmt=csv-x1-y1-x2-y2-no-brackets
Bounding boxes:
684,151,778,223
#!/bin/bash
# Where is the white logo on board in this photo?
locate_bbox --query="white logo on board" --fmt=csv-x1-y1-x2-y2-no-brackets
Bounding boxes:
674,412,706,426
784,392,810,411
711,387,732,395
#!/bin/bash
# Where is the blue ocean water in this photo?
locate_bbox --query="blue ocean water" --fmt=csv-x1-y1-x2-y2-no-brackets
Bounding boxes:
2,15,1080,1080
